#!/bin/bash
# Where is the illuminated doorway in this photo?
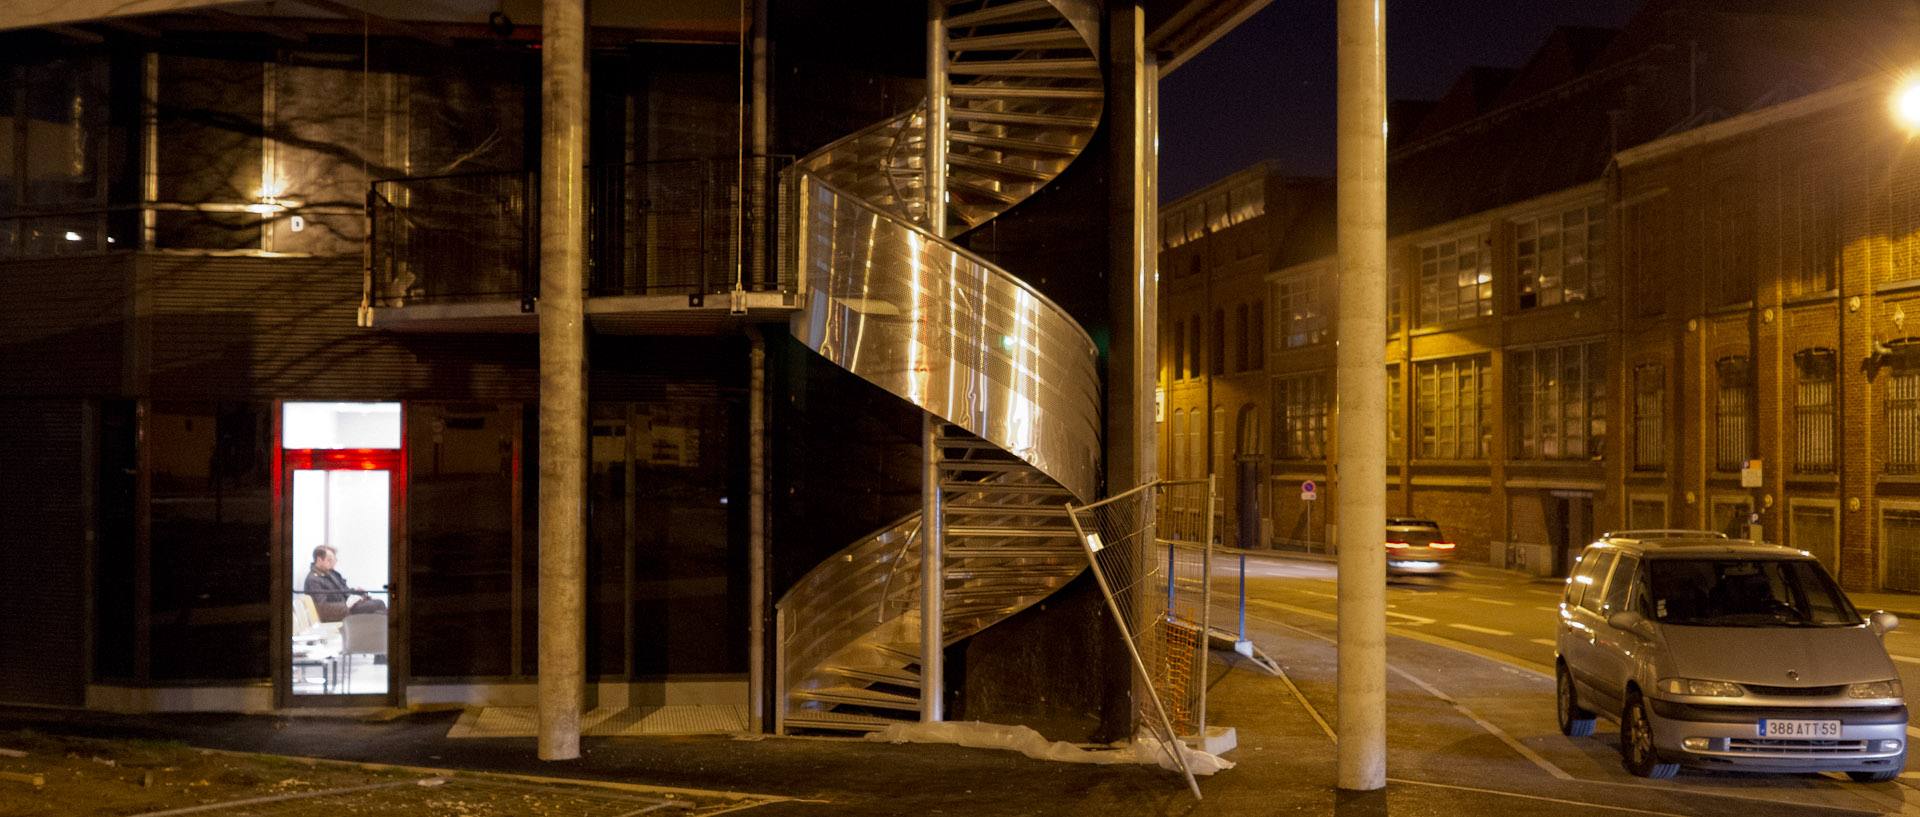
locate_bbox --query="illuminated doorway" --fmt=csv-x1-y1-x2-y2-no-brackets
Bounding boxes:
284,402,400,701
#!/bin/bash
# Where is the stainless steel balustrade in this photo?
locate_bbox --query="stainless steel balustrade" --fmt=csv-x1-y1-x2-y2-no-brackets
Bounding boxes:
790,174,1100,500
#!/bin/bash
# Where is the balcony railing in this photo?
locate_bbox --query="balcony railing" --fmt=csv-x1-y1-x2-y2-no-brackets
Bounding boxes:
367,155,794,308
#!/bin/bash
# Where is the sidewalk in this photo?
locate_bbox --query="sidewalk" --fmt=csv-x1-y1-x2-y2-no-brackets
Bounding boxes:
4,551,1917,815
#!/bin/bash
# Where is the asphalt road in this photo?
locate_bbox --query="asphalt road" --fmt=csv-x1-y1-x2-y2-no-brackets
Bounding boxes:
1209,553,1920,816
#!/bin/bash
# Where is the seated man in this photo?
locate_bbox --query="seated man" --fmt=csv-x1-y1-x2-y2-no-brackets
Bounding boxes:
302,544,388,622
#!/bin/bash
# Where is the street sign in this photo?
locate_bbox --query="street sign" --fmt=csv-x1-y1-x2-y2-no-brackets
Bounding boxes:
1741,459,1762,488
1301,480,1317,501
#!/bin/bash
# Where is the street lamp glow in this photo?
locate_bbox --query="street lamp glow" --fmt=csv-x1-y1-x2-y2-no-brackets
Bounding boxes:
1896,78,1920,129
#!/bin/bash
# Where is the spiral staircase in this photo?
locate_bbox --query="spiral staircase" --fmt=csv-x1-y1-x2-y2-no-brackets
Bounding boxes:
777,0,1106,735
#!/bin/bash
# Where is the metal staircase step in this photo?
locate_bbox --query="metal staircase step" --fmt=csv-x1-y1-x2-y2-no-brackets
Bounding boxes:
947,525,1076,538
824,663,923,688
872,642,922,663
791,685,921,711
948,58,1100,79
950,108,1100,129
944,503,1071,517
944,601,1020,620
949,130,1082,156
939,459,1042,473
940,479,1075,496
948,153,1053,182
948,178,1019,206
950,84,1104,101
947,0,1055,28
948,563,1084,580
948,545,1084,559
944,582,1056,600
782,711,900,733
950,29,1086,52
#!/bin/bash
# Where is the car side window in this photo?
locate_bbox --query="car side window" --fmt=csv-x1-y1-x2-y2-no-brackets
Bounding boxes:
1569,549,1615,611
1602,555,1640,615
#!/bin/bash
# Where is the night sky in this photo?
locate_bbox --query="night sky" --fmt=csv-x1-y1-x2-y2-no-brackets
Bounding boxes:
1159,0,1646,202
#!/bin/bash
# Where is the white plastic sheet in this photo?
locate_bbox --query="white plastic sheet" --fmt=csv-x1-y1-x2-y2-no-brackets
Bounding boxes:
865,721,1234,775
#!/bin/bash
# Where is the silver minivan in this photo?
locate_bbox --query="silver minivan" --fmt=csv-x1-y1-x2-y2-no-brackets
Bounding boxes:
1556,534,1908,781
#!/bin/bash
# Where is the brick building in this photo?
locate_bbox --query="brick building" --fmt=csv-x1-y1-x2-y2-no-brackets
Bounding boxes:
1160,0,1920,590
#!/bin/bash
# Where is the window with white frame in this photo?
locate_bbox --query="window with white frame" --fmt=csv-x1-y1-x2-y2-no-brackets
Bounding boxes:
1415,355,1491,460
1891,354,1920,474
1790,501,1838,576
1275,275,1326,348
1633,364,1665,471
1628,496,1665,531
1710,496,1752,538
1883,503,1920,593
1714,356,1753,472
1794,349,1836,474
1172,319,1185,380
1791,161,1838,295
1249,300,1266,370
1511,341,1605,460
1514,203,1605,309
1387,364,1404,461
1417,232,1492,326
1273,373,1327,460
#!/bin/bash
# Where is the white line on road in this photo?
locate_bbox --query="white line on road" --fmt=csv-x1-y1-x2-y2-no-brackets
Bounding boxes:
1530,638,1557,649
1466,597,1516,606
1448,623,1515,637
1892,654,1920,665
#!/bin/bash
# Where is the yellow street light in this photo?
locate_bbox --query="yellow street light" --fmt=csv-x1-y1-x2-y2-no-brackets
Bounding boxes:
1893,75,1920,129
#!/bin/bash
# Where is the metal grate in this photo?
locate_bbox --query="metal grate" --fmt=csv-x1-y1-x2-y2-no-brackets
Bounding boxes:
1068,478,1216,800
127,775,764,816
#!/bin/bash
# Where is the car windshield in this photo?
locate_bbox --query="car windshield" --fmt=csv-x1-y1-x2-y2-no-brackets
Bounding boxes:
1647,558,1860,627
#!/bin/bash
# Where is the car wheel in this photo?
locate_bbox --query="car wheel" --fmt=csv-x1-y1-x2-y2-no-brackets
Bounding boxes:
1621,691,1679,779
1556,663,1595,737
1847,761,1903,784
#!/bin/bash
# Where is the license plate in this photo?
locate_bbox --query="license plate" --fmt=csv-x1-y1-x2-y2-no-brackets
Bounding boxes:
1757,719,1841,738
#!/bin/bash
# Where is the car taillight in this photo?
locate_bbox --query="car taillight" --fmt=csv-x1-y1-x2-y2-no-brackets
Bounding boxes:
1430,542,1455,549
1385,541,1407,549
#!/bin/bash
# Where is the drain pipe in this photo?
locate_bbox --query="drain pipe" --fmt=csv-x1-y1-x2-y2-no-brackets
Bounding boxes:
921,413,945,722
537,0,589,763
1335,0,1387,791
924,0,948,233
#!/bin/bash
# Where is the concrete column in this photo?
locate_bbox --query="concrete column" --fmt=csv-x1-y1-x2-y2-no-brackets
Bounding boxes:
925,0,949,234
748,327,768,727
1335,0,1387,792
537,0,588,762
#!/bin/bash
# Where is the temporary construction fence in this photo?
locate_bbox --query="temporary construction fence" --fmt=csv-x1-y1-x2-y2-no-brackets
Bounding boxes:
1066,477,1215,800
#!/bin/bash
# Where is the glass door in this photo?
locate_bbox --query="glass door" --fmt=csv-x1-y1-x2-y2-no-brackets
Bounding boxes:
283,402,401,701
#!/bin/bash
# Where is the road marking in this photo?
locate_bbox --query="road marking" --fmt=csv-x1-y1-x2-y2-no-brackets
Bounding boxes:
1466,597,1516,606
1449,623,1514,637
1293,589,1338,600
1892,654,1920,665
1248,597,1437,626
1530,638,1557,649
1534,606,1559,613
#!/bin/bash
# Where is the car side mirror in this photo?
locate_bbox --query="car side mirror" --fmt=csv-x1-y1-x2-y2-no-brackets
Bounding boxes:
1607,610,1644,632
1870,610,1899,636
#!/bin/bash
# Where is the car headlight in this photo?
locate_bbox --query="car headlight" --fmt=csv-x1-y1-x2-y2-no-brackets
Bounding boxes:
1657,678,1744,697
1848,680,1903,699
